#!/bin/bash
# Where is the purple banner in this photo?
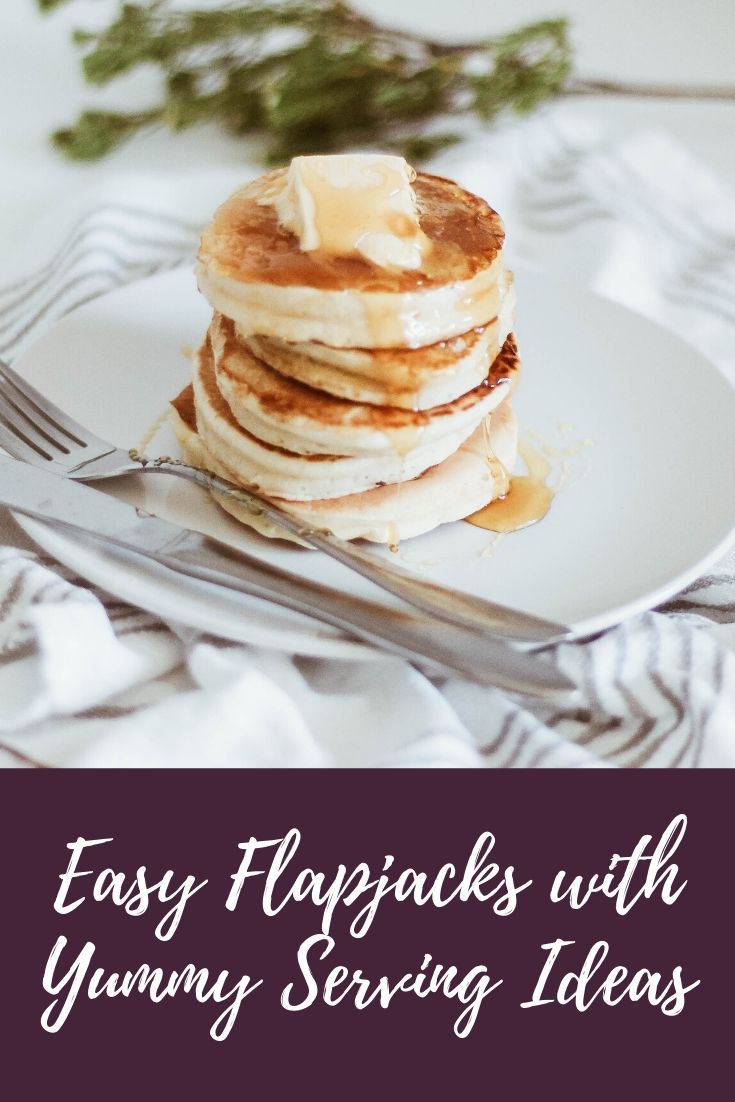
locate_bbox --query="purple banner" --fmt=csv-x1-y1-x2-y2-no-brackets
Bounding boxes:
2,770,730,1098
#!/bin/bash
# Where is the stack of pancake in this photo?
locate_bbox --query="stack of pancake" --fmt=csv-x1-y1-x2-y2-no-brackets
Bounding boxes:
170,164,520,543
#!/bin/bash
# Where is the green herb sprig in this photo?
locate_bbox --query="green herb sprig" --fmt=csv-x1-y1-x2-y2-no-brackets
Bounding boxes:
41,1,735,164
41,1,572,163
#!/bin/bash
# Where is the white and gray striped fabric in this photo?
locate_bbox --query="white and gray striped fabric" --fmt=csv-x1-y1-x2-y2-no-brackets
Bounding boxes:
1,106,734,768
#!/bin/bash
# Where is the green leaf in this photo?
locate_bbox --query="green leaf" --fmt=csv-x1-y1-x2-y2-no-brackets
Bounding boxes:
45,2,573,162
51,109,160,160
471,19,572,119
399,132,462,162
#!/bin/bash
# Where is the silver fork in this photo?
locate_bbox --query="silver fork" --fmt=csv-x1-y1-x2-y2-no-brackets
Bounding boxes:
0,356,571,644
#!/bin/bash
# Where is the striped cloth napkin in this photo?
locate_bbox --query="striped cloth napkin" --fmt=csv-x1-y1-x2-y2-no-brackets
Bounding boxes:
1,105,734,768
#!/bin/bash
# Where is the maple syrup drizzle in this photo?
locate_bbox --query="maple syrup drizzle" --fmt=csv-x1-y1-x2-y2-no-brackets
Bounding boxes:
294,159,431,261
362,294,406,347
387,479,403,552
465,433,554,534
384,423,423,458
466,476,554,533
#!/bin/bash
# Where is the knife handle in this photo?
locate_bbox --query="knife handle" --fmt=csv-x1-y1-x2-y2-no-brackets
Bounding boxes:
137,458,571,645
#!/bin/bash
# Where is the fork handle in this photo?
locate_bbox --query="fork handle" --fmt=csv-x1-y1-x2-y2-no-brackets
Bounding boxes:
136,458,571,645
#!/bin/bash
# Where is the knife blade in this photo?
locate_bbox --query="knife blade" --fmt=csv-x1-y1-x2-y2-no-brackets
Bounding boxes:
0,454,576,697
142,455,573,644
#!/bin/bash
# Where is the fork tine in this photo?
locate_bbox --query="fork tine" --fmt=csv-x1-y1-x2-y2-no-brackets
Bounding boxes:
0,385,72,454
0,407,56,462
0,358,94,448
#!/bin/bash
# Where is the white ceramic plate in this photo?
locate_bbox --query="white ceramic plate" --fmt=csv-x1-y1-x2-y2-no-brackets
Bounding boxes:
10,266,735,656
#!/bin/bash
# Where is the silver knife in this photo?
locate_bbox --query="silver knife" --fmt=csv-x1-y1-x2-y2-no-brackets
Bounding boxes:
0,454,576,697
134,453,572,644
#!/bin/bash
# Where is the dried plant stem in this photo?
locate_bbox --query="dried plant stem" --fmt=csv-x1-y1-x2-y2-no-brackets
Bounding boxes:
39,1,735,165
566,77,735,101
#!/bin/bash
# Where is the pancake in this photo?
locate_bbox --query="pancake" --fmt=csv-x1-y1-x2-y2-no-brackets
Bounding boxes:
170,387,518,544
210,312,519,458
197,170,507,348
239,269,516,410
193,334,507,500
185,155,525,543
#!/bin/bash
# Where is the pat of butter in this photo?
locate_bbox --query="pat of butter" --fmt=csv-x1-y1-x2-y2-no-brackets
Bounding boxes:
263,154,430,270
